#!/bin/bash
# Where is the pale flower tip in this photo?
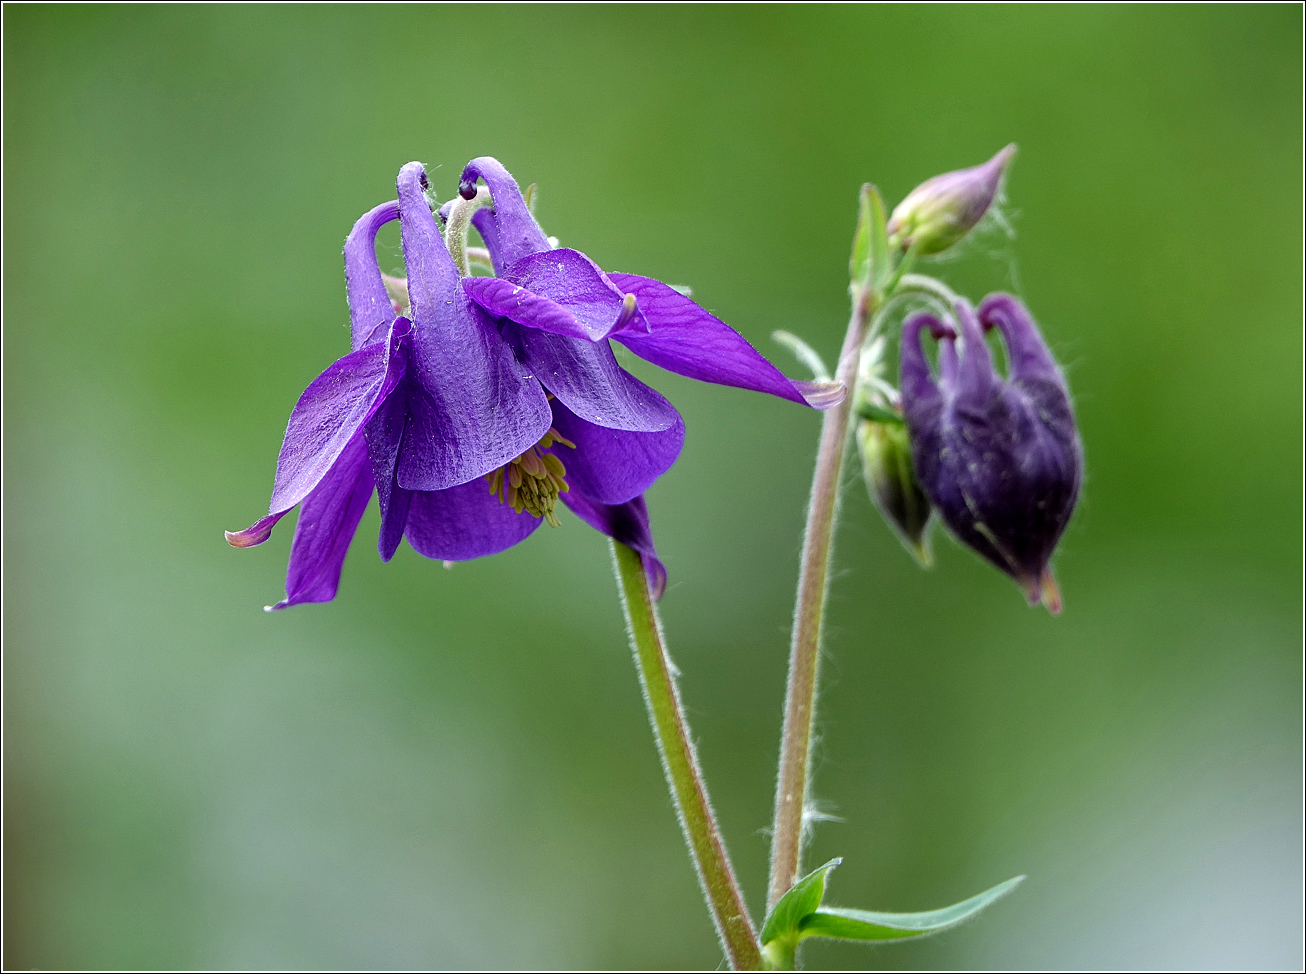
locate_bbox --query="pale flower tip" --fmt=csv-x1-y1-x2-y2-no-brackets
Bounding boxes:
225,528,262,548
796,379,847,410
442,560,455,570
1038,569,1063,615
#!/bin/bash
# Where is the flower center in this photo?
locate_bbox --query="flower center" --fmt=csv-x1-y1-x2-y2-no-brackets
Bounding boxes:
485,427,576,526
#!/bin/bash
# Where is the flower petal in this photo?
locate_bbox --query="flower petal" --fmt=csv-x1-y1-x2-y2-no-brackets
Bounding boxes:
459,156,551,271
561,492,667,600
465,249,646,341
345,200,400,350
549,397,684,506
363,379,414,562
505,322,679,432
977,293,1066,386
266,317,409,517
394,162,553,490
606,273,841,409
462,277,597,342
404,477,543,562
899,311,948,417
471,207,502,270
268,433,375,610
953,299,997,403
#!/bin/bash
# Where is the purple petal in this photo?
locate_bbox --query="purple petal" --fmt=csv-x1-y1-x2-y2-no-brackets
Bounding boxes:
267,318,409,517
462,277,598,342
459,157,551,270
561,492,667,600
404,476,543,562
345,200,400,350
505,322,679,433
471,207,502,271
394,162,553,490
268,433,375,610
363,381,414,562
953,299,997,402
471,249,647,341
977,293,1065,385
549,397,684,506
606,273,840,409
899,312,947,429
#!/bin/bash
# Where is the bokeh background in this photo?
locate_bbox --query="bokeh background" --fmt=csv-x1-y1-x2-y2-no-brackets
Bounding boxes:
4,5,1301,970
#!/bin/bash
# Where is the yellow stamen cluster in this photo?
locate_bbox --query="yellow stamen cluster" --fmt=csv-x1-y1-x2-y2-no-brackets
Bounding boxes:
486,427,576,526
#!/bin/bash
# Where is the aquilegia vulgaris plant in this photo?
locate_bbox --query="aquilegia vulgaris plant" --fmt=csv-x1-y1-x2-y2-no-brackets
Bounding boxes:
228,147,1081,969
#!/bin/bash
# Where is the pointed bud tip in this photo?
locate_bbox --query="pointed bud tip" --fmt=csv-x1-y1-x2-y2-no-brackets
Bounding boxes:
1039,570,1062,615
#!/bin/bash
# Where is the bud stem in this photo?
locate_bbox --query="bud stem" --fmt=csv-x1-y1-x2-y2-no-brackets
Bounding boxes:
610,541,764,971
767,280,877,912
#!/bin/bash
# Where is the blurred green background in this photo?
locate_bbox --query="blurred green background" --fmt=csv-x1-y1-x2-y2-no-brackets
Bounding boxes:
4,5,1301,970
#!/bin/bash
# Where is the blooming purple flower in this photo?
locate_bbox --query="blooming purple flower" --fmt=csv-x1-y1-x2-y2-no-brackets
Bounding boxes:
228,160,837,609
899,294,1081,611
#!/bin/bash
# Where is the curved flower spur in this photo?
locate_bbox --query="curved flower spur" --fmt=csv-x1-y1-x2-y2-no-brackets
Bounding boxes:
899,293,1082,612
227,160,842,609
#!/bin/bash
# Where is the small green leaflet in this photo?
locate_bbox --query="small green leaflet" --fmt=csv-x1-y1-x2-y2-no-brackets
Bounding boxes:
849,184,891,293
761,859,1023,965
800,875,1025,942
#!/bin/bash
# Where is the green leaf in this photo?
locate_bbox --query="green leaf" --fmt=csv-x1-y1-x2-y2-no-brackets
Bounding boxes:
760,858,842,948
798,875,1025,944
849,183,890,292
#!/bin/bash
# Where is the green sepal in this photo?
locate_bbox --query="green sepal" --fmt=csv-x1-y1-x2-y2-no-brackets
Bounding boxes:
849,184,891,293
761,858,842,949
799,875,1025,943
854,401,905,425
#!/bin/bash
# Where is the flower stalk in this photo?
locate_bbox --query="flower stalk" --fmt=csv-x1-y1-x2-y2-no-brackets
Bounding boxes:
610,541,763,971
767,283,876,911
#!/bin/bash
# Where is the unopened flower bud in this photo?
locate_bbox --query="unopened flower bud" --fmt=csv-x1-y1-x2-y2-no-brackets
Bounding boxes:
856,414,932,567
899,294,1081,612
887,144,1016,256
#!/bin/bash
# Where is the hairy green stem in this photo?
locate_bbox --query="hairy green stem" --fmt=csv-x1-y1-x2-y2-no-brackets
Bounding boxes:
610,541,763,971
767,285,876,912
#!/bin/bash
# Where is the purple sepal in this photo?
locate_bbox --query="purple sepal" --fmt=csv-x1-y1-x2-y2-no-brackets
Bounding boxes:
344,200,400,350
606,273,842,409
394,162,552,490
268,433,375,610
404,476,543,561
504,322,680,433
562,492,667,600
549,397,684,506
901,296,1081,603
267,317,410,519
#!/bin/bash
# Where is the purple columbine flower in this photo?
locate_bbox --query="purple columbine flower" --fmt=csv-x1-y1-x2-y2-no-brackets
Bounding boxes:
227,160,837,609
899,294,1081,611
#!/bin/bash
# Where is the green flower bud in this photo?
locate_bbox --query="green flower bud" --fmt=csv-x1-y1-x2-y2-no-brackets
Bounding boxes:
887,144,1016,256
856,414,932,567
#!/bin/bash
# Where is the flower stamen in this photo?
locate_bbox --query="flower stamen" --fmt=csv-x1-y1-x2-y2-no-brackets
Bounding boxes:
486,427,575,526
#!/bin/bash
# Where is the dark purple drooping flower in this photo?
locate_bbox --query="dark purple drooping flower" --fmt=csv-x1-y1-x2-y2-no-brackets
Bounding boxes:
899,294,1081,611
227,160,838,609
